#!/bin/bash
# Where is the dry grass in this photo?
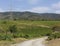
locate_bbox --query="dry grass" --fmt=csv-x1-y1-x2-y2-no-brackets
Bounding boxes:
0,38,27,46
47,39,60,46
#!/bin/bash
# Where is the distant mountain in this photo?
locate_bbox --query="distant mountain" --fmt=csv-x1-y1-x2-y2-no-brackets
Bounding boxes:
0,11,60,21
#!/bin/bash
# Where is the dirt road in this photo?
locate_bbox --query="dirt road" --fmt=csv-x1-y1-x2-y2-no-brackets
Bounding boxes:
11,37,47,46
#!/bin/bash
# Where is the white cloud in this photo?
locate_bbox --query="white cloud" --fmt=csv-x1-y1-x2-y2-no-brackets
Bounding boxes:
25,7,51,13
28,0,39,4
52,1,60,10
51,1,60,14
55,10,60,14
0,8,4,12
21,1,60,14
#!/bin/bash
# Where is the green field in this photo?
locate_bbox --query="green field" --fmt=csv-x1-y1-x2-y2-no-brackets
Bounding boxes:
0,20,60,40
0,20,60,46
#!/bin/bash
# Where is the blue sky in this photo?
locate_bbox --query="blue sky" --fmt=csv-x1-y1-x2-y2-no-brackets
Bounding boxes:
0,0,60,13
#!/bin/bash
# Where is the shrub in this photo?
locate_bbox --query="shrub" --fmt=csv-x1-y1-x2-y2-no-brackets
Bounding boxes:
2,21,7,24
24,34,30,39
0,34,12,40
8,25,18,38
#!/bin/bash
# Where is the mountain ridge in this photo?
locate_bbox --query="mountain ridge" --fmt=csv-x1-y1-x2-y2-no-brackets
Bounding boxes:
0,11,60,20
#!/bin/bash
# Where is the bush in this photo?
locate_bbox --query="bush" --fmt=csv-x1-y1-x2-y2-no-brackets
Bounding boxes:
48,32,60,40
24,34,30,39
2,21,7,24
8,25,17,33
0,34,12,40
8,25,18,38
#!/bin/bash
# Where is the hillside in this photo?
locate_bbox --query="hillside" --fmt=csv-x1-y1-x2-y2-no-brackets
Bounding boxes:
0,11,60,20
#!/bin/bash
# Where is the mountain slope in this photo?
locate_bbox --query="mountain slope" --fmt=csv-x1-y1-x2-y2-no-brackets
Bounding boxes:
0,11,60,20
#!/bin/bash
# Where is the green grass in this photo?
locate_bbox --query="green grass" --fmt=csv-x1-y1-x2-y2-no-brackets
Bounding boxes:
0,20,60,46
19,26,52,38
0,20,60,39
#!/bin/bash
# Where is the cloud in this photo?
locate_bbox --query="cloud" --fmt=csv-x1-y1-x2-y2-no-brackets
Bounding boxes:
0,8,4,12
16,0,60,14
52,1,60,10
31,7,51,13
28,0,39,4
25,7,51,13
51,1,60,14
55,10,60,14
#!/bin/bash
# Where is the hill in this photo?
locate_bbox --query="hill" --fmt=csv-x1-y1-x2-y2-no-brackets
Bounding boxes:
0,11,60,20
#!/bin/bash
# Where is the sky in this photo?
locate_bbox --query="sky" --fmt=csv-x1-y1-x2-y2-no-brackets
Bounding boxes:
0,0,60,13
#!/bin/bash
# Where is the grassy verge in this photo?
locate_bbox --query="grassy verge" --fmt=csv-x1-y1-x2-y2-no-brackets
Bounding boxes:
0,38,27,46
47,38,60,46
